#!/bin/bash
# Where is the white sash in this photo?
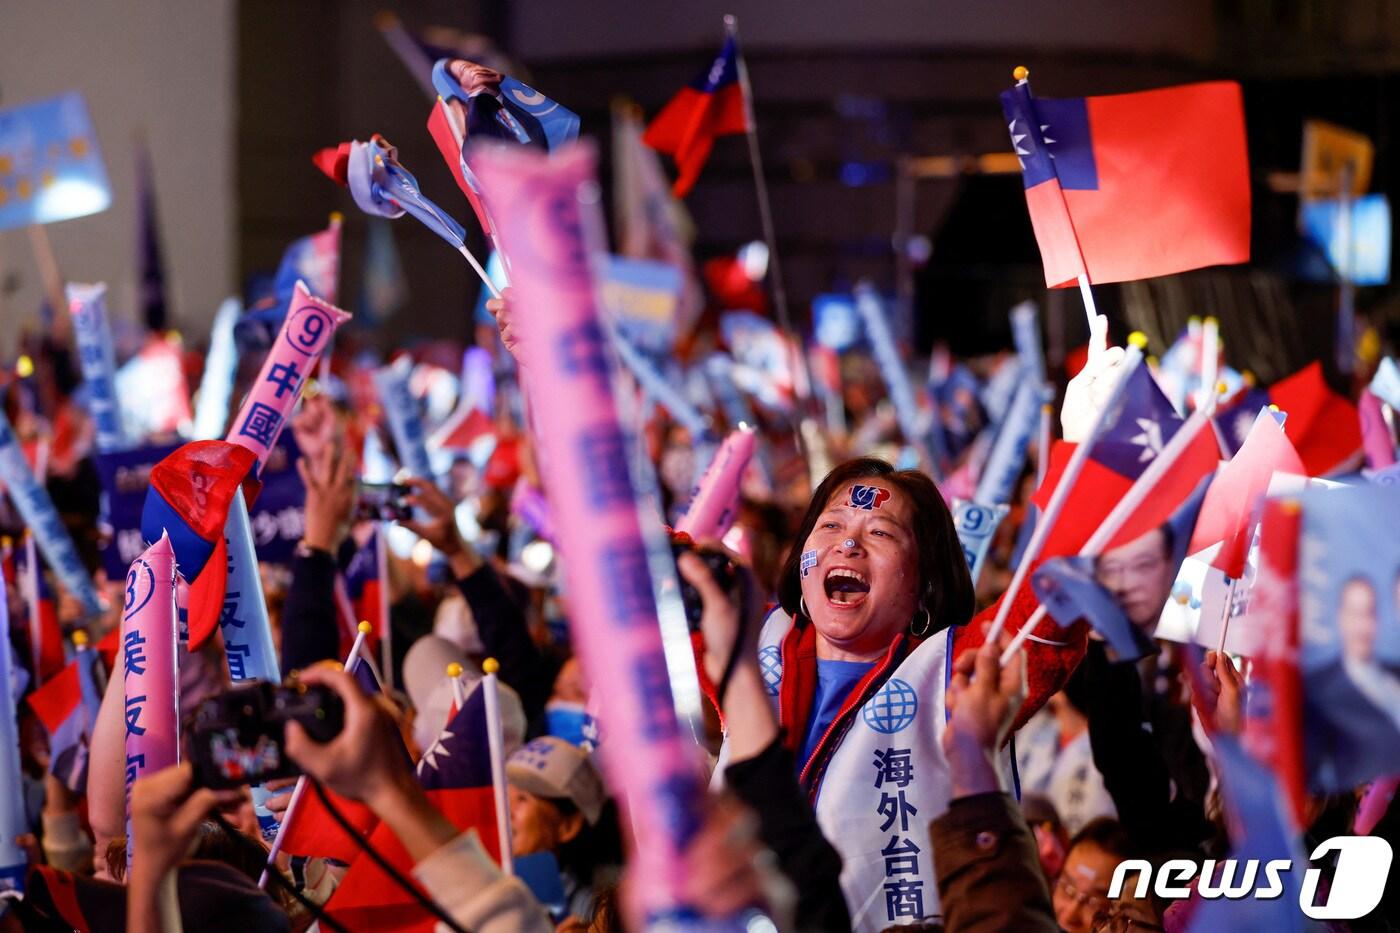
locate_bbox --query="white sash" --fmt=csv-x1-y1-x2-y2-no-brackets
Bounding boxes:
729,611,1011,931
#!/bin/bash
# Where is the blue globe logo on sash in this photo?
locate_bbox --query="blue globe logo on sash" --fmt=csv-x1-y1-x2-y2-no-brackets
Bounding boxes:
758,646,782,696
863,678,918,734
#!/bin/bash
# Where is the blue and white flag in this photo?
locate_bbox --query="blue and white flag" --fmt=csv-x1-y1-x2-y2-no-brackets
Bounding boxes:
854,282,935,465
974,378,1052,507
0,573,26,897
0,410,101,614
1300,193,1391,285
602,255,683,357
952,500,1009,586
373,356,435,484
67,282,125,453
0,92,110,230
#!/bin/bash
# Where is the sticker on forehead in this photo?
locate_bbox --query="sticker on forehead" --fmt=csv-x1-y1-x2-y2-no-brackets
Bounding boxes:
848,484,891,511
800,549,818,578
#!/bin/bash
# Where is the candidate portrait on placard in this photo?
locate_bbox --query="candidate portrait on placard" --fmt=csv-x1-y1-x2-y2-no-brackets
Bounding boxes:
1093,523,1178,632
1298,484,1400,791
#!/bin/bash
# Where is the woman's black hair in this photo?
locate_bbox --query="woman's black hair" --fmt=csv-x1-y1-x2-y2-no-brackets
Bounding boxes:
776,458,975,636
544,796,625,885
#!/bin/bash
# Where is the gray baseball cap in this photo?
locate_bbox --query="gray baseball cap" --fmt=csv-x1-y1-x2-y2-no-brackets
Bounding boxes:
506,736,606,825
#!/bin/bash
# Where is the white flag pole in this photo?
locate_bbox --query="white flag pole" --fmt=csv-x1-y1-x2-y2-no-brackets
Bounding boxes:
999,391,1224,665
984,339,1147,645
258,621,372,889
481,658,514,875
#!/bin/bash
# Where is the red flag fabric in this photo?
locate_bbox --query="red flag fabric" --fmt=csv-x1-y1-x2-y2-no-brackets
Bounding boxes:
276,785,378,864
1267,362,1363,476
643,37,747,197
1189,409,1305,579
25,661,80,735
1002,80,1251,288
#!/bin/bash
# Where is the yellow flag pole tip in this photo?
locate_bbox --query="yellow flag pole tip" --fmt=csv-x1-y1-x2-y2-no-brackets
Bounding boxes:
1268,403,1281,412
329,211,344,225
483,657,500,675
1216,381,1229,395
15,356,34,378
1281,499,1302,515
1204,316,1220,326
1187,316,1202,325
357,620,372,635
446,662,463,678
1012,66,1029,81
71,630,89,647
1127,332,1149,349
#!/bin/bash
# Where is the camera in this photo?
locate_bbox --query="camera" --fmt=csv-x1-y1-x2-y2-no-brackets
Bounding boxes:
356,481,413,522
672,540,738,632
188,681,344,789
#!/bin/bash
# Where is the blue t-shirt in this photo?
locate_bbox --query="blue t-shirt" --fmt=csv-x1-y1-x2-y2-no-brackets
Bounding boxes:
799,659,876,768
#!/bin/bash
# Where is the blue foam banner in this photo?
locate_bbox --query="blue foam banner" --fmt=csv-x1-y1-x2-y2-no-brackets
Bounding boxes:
67,283,125,453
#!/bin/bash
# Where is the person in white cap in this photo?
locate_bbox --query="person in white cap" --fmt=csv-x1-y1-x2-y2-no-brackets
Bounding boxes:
506,736,621,923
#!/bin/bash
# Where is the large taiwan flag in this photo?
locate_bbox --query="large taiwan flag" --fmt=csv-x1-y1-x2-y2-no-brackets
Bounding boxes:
1001,78,1251,288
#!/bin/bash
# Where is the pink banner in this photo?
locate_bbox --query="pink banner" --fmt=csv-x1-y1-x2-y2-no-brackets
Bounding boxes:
676,425,754,541
228,281,350,472
122,533,179,867
471,141,698,921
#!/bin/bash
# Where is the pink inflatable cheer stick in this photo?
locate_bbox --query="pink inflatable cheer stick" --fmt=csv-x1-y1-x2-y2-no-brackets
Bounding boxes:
470,140,700,925
228,281,351,473
121,533,179,870
675,424,755,541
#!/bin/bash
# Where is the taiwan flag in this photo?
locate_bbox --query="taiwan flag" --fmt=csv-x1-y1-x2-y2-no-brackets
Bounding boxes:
338,529,386,661
1001,78,1251,288
25,649,103,792
323,685,500,931
18,535,64,685
1032,364,1224,558
644,36,748,197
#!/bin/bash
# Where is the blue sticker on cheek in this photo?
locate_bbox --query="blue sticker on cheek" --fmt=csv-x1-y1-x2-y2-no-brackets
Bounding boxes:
800,549,818,578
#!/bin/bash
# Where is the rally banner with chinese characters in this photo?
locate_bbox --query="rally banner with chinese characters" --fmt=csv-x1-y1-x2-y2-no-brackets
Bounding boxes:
228,281,350,471
121,534,179,870
470,140,705,925
0,92,111,230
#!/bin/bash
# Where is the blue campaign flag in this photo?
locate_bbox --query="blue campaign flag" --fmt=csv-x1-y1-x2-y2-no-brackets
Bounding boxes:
1032,474,1213,662
813,293,862,351
602,255,683,356
0,92,110,230
1299,193,1391,286
1297,483,1400,791
1185,735,1309,933
952,500,1009,586
432,60,580,153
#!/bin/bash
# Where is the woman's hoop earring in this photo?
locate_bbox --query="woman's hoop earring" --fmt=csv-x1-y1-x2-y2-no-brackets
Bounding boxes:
799,596,811,619
910,607,933,638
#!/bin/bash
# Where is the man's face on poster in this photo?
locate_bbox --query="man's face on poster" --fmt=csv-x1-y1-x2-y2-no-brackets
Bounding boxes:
448,59,504,97
1095,527,1174,628
1339,577,1378,663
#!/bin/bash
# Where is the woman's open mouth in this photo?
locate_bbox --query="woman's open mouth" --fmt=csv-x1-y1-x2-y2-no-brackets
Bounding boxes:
824,567,871,608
